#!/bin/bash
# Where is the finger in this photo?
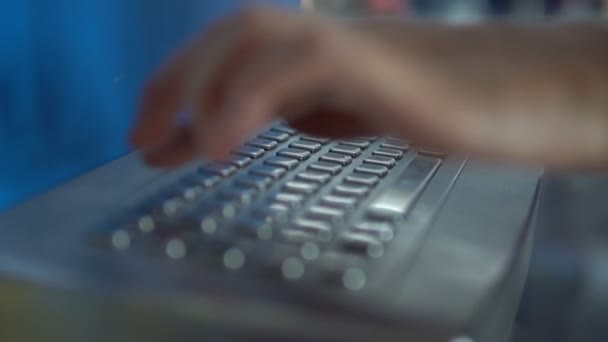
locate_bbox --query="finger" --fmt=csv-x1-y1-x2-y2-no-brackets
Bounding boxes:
142,127,196,168
130,11,242,148
192,8,314,153
199,41,330,160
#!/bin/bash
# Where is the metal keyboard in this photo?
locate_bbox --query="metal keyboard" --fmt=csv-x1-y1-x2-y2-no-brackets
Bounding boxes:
94,124,446,292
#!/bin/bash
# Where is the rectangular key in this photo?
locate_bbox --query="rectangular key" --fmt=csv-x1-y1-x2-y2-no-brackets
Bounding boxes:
259,130,290,142
338,233,384,258
331,145,361,157
309,161,342,175
345,173,379,187
297,171,332,184
340,139,370,149
364,156,397,168
181,172,221,188
249,165,287,179
290,140,322,152
283,181,319,195
352,221,394,242
355,164,389,178
218,185,257,205
381,141,410,151
264,156,299,170
275,192,305,207
246,138,279,151
293,218,333,234
234,146,265,159
417,147,447,159
272,126,297,135
277,148,311,161
321,195,358,210
373,148,404,160
235,175,273,191
307,205,345,224
229,155,252,168
367,156,441,220
200,163,237,177
292,219,333,242
334,184,369,197
320,152,352,166
300,136,330,144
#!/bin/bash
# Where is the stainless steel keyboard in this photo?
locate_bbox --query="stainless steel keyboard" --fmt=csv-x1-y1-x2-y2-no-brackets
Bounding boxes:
94,124,445,292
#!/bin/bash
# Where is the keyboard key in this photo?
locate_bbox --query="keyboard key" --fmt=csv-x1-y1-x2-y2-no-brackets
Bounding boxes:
272,126,297,135
320,195,358,210
283,181,319,195
200,163,237,177
279,229,322,245
373,148,404,160
229,155,252,168
381,141,410,151
264,156,299,170
340,139,370,149
181,173,221,190
352,221,394,242
234,146,266,159
292,219,333,242
345,173,379,187
218,185,257,205
320,153,352,166
338,233,384,259
355,136,378,141
296,171,332,184
277,148,311,161
331,145,361,157
246,138,279,151
300,136,330,144
235,175,273,191
274,192,305,207
252,203,290,228
160,184,204,202
309,161,342,175
364,156,397,168
417,147,447,159
367,156,441,220
249,165,287,179
259,130,290,142
334,184,369,197
355,164,389,178
307,205,345,224
290,140,322,152
268,202,290,213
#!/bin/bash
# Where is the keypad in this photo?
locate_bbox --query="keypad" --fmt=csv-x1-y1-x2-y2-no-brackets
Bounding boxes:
277,148,311,161
96,123,448,292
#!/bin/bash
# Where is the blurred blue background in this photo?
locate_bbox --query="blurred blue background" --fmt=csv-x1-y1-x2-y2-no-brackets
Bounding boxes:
0,0,299,210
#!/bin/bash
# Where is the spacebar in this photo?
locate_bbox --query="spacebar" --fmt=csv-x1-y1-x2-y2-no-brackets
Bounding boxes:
367,156,441,220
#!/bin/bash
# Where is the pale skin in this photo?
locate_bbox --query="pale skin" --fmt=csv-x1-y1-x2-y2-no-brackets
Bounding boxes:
130,7,608,171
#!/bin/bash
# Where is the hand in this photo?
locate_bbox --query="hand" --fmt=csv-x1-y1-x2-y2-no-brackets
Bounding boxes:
129,7,473,167
130,7,608,170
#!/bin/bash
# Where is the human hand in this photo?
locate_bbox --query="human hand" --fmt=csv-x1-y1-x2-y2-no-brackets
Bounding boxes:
129,7,472,167
130,7,608,170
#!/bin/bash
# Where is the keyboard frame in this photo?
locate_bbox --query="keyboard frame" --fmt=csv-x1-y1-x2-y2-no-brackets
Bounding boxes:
0,127,542,342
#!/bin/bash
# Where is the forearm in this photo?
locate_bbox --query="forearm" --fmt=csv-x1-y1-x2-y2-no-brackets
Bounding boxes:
356,19,608,118
352,19,608,169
